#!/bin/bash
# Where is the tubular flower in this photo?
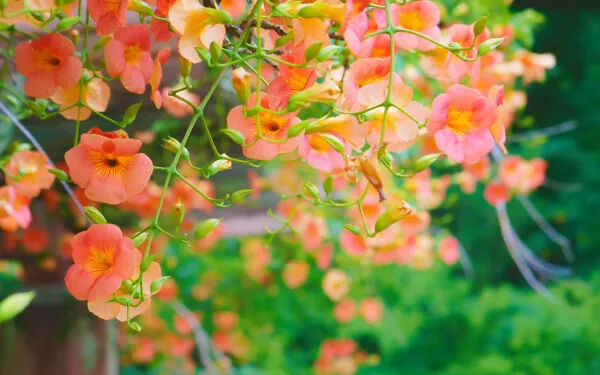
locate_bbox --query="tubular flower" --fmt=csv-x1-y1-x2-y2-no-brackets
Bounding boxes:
149,48,172,109
104,24,153,94
64,224,137,301
50,71,110,121
15,33,83,98
0,186,32,232
168,0,228,63
389,0,441,51
298,133,348,173
227,93,301,160
266,49,317,110
427,84,498,164
64,128,154,205
88,0,128,35
5,151,55,198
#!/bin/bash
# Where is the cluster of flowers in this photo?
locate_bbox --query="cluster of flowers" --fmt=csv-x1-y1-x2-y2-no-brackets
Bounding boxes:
0,0,565,371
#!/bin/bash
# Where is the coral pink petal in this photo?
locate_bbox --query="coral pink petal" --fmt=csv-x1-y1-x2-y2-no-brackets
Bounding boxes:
111,138,142,155
121,66,146,94
88,301,121,320
88,273,123,301
85,175,128,204
87,223,123,244
65,264,95,301
434,128,464,162
427,93,449,133
114,238,137,279
70,231,92,266
243,140,279,160
463,128,494,164
96,14,120,36
64,145,94,188
104,40,127,77
15,43,36,76
24,71,58,98
56,56,83,89
123,154,153,195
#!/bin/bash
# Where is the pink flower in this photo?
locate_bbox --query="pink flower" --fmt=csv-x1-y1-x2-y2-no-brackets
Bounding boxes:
359,297,383,324
499,156,547,194
427,84,498,164
88,0,127,35
5,151,55,198
104,25,153,94
343,57,394,108
438,235,460,265
65,128,153,205
15,33,82,98
50,71,111,121
161,86,200,117
64,224,137,302
226,93,301,160
322,269,350,302
390,0,441,51
266,49,317,110
149,48,172,109
299,134,347,172
0,186,31,232
484,180,511,205
366,101,428,153
282,260,310,289
334,299,356,323
151,10,175,42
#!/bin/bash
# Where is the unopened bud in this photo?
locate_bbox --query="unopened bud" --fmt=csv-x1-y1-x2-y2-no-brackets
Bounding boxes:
206,158,232,177
162,137,190,160
180,57,192,78
194,218,222,240
287,81,341,111
127,0,153,16
171,199,185,226
374,201,413,233
85,207,107,224
232,67,251,105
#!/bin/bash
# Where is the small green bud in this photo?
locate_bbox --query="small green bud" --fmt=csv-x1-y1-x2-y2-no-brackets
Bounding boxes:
84,206,107,224
194,218,222,240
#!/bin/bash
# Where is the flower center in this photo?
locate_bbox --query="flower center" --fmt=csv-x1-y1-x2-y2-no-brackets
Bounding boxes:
447,108,473,135
308,135,330,152
88,150,134,178
35,49,61,70
124,45,145,66
83,245,116,278
104,0,122,13
399,11,424,31
258,113,287,139
287,71,310,93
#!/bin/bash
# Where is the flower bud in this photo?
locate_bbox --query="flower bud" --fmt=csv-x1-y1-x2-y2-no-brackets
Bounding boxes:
162,137,190,160
171,199,185,227
127,0,153,16
287,81,341,111
374,201,413,233
180,57,192,78
232,67,251,105
194,218,222,240
297,1,346,23
150,276,170,294
47,168,70,182
205,158,232,177
84,206,107,224
132,231,148,247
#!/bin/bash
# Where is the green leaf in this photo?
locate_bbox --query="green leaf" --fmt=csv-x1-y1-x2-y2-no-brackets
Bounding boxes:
304,42,322,62
323,176,333,194
122,102,142,126
0,291,36,323
342,224,362,236
413,153,440,173
55,16,80,32
221,129,246,145
47,168,69,182
0,121,14,155
274,32,294,48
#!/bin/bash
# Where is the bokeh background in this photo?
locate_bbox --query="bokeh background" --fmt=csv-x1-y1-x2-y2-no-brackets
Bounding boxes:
1,0,600,374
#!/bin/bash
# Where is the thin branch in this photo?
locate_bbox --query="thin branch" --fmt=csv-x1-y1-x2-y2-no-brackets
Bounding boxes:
507,120,577,143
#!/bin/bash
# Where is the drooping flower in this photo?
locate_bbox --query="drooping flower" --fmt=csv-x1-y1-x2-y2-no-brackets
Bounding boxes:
64,224,137,302
343,57,396,108
227,93,301,160
427,84,498,164
152,10,175,43
498,156,547,194
50,71,110,121
298,133,347,172
390,0,441,51
168,0,228,63
5,151,55,198
0,186,31,232
437,235,460,265
104,24,153,94
65,128,153,205
88,0,127,35
15,33,83,98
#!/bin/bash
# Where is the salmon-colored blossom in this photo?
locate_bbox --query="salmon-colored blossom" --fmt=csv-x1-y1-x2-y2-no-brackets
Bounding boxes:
227,93,301,160
334,298,356,323
162,87,200,117
267,48,317,110
65,128,153,205
359,297,383,324
149,48,172,109
427,84,498,164
282,260,310,289
104,24,153,94
89,0,127,35
299,133,347,172
0,186,31,232
15,33,83,98
50,71,110,121
322,268,350,302
499,156,547,194
390,0,441,51
5,151,55,198
484,180,511,205
65,224,137,302
168,0,227,63
438,235,460,265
